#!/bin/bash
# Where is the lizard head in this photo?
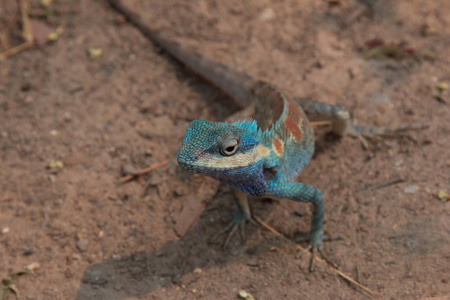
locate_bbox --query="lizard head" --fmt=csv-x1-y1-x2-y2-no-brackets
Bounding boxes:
177,119,262,178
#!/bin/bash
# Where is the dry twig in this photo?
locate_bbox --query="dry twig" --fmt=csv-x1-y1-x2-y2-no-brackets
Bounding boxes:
415,297,450,300
118,159,170,183
253,215,382,298
0,0,34,61
366,176,405,191
310,120,332,126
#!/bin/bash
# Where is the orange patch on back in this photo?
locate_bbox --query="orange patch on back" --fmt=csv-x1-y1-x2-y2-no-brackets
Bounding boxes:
285,117,303,141
288,101,302,121
272,138,284,156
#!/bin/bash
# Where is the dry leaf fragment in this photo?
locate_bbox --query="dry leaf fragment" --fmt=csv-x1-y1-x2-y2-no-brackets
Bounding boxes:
433,82,449,104
40,0,53,7
88,48,102,57
48,160,64,169
47,32,59,41
238,290,255,300
436,82,448,91
365,45,413,60
437,190,449,202
0,262,40,300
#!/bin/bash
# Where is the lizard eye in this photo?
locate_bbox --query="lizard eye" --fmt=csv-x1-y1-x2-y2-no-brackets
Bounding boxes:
220,138,239,156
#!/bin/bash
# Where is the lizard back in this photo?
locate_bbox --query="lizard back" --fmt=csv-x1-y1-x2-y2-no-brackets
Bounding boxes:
251,82,315,180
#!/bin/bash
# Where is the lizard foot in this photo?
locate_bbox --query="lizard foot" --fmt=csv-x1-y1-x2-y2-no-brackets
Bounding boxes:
295,234,342,272
210,209,258,249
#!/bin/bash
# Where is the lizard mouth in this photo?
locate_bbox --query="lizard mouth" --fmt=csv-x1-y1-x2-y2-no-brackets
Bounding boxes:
178,159,242,173
178,161,195,172
177,158,203,172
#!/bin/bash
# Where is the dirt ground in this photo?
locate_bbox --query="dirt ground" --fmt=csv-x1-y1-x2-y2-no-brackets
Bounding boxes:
0,0,449,299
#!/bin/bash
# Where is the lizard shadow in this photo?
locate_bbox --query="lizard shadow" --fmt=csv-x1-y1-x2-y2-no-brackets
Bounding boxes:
313,131,344,157
75,191,276,300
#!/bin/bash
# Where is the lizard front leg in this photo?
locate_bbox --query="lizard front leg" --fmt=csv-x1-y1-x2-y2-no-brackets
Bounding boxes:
210,190,257,248
266,173,325,272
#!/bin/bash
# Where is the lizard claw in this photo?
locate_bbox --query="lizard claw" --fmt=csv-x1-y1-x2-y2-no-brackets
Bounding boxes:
296,244,319,272
295,233,341,272
296,244,339,272
210,210,257,249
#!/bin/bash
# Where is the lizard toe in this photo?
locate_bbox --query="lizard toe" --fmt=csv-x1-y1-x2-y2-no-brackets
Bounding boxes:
210,210,258,249
295,232,341,272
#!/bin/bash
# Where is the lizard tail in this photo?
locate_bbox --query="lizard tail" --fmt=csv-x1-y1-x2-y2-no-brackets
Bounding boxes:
107,0,256,108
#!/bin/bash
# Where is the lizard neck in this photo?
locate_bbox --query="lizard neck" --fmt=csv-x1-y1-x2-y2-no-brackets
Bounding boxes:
211,158,266,196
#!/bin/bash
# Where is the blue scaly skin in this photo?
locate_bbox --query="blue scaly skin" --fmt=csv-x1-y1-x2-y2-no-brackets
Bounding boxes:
107,0,424,271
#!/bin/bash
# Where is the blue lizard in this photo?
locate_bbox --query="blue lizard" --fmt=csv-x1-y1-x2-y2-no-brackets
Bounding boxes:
177,81,326,271
107,0,423,271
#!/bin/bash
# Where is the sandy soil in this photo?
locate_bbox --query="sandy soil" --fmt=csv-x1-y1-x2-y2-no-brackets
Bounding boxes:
0,0,449,299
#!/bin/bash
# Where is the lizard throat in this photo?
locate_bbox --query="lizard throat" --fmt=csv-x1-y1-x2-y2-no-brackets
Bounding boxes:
179,159,266,196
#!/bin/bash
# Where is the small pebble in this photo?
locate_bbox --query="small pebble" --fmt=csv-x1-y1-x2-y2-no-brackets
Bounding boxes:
65,269,73,279
76,239,89,252
259,8,275,21
72,253,81,260
1,227,9,234
23,249,34,256
49,174,56,183
63,111,72,121
404,185,419,194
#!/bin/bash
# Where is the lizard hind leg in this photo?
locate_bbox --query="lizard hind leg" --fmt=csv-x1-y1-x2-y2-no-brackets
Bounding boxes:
345,123,428,149
210,190,257,249
294,97,426,149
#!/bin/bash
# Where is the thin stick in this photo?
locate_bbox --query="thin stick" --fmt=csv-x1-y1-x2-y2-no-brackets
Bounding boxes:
310,120,332,126
366,176,405,191
0,41,33,60
0,0,33,61
253,215,382,298
415,297,450,300
0,2,20,51
19,0,33,43
118,159,170,183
